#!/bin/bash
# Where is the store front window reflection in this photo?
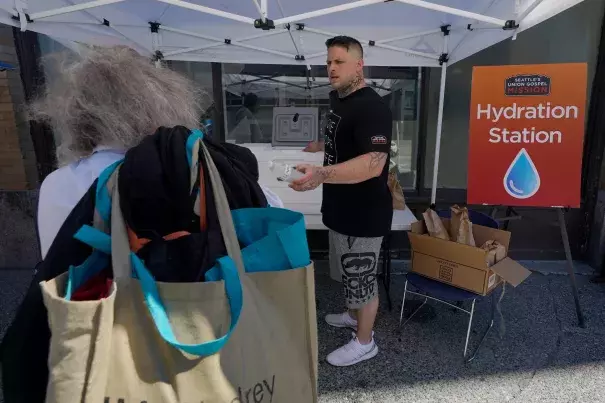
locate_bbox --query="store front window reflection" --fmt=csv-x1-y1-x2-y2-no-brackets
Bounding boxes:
223,68,332,145
223,64,420,189
229,93,263,143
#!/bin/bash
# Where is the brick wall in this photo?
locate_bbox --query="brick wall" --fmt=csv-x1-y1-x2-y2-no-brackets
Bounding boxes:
0,25,38,191
0,26,41,268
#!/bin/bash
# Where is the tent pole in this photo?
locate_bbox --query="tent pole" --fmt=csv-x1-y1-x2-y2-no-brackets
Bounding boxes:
374,42,439,60
303,27,438,61
274,0,384,25
162,29,287,58
518,0,544,23
377,28,444,44
160,26,290,59
231,42,295,59
430,32,448,206
162,25,285,42
395,0,506,27
306,51,327,60
29,1,152,54
28,0,126,20
150,22,162,68
164,43,223,58
252,0,263,19
156,0,255,25
261,0,268,21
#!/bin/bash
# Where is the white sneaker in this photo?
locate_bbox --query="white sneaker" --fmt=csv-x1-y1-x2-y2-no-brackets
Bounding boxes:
325,312,358,330
326,333,378,367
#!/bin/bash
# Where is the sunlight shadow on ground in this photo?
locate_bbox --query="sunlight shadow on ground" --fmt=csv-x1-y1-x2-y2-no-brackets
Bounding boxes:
314,261,605,403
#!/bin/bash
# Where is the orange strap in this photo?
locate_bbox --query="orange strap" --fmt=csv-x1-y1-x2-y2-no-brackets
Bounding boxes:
128,229,190,253
127,155,208,253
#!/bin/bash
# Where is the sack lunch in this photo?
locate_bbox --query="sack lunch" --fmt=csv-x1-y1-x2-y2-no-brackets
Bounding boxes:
39,129,318,403
387,171,406,211
449,205,476,246
422,208,450,240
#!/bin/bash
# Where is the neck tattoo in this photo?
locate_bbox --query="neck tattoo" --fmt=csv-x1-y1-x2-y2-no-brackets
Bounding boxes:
338,75,364,98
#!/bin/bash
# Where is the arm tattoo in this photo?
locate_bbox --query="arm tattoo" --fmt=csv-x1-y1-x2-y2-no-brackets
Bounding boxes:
299,167,335,191
369,152,387,173
317,166,336,181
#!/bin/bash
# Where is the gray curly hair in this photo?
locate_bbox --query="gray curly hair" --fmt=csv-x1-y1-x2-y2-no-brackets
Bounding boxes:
30,45,206,166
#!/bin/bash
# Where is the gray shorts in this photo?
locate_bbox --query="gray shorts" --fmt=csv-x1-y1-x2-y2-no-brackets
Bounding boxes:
329,230,383,309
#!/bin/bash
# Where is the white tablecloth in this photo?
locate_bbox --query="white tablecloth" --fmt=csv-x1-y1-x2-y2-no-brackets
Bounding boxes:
301,208,417,231
245,144,418,232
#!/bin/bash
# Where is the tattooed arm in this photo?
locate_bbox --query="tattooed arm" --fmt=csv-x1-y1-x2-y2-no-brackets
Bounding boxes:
289,151,387,191
322,151,387,184
291,97,392,192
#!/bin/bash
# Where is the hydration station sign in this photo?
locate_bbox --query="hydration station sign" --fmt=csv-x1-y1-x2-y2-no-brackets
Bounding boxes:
467,63,587,207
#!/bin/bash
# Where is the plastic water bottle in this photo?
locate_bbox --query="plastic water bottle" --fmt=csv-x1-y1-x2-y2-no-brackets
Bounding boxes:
268,160,305,182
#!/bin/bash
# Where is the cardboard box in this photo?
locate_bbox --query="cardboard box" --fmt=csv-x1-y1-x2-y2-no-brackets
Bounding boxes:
408,219,531,295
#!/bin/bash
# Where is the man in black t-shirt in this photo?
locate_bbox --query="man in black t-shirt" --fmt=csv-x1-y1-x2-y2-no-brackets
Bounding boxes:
290,36,392,367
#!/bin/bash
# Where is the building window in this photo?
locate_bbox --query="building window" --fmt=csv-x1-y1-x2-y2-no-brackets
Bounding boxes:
221,63,421,190
169,60,214,123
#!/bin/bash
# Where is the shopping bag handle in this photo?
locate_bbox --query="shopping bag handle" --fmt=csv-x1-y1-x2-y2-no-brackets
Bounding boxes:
133,254,243,356
64,251,110,300
95,159,123,227
275,213,310,269
198,134,246,277
73,225,112,254
107,129,246,356
71,219,244,354
135,133,245,355
230,207,311,270
64,162,120,300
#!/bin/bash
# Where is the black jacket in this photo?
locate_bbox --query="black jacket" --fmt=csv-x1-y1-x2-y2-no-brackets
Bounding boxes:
0,126,267,403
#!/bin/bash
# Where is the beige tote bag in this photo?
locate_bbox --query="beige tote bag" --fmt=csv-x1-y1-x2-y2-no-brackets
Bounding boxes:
41,140,318,403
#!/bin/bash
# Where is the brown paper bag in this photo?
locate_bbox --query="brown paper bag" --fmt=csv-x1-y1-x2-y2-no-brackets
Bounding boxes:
422,208,450,240
450,205,476,246
388,171,406,210
480,240,507,266
40,141,318,403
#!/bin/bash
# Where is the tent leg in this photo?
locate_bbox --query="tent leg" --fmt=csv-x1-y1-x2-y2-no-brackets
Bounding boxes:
557,208,586,328
430,38,448,206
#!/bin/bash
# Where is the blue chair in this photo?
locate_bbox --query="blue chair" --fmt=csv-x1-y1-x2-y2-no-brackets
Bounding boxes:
399,209,503,362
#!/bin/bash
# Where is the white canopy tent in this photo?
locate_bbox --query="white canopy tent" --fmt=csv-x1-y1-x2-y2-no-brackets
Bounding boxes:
224,74,400,99
0,0,585,203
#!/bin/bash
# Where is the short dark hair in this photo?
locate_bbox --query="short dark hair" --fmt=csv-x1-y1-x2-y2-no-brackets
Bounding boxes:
325,36,363,58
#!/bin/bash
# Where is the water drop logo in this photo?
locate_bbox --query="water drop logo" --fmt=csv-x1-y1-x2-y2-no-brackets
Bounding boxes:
503,148,541,199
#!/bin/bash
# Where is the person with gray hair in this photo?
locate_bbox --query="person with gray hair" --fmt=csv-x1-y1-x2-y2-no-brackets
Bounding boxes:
33,45,282,258
33,45,204,168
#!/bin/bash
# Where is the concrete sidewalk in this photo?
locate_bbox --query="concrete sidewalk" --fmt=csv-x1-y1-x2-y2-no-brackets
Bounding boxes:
316,261,605,403
1,261,604,403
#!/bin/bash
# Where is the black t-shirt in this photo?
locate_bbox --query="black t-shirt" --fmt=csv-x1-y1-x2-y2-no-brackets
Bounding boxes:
321,87,393,237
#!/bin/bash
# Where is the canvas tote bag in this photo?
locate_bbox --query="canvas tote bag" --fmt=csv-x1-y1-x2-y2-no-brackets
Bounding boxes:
40,140,318,403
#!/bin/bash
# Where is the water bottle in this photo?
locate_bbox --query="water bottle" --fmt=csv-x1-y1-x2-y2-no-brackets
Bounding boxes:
268,160,305,182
